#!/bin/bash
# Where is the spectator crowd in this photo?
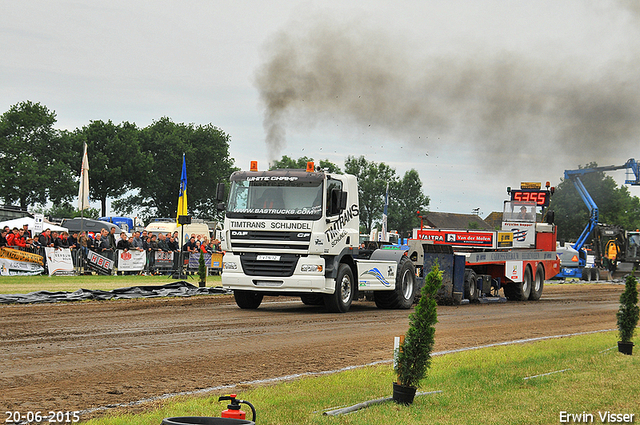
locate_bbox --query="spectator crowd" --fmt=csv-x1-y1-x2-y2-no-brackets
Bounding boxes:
1,223,222,275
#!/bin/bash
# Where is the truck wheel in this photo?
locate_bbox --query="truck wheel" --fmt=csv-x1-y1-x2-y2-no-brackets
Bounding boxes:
529,264,544,301
374,256,416,309
504,266,532,301
324,263,355,313
464,269,479,301
234,290,263,309
300,294,324,306
591,267,600,281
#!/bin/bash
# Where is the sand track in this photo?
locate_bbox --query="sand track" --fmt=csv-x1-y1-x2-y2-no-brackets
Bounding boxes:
0,283,622,420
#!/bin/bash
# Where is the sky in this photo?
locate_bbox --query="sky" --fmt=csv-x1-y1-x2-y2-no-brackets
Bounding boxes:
2,0,640,218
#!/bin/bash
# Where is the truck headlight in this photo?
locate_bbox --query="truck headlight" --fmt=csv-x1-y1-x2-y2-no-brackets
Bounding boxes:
301,264,323,272
223,261,238,270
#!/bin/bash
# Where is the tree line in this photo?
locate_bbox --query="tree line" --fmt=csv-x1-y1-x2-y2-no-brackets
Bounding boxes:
0,101,236,222
4,101,639,243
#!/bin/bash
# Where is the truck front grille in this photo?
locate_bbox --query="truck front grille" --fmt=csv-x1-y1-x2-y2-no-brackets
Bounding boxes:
240,253,299,277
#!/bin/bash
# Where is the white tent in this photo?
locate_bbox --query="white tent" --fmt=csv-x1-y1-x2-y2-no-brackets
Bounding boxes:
0,217,68,234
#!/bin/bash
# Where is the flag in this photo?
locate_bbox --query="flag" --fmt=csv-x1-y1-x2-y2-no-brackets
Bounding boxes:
176,154,188,225
77,142,90,210
381,182,389,242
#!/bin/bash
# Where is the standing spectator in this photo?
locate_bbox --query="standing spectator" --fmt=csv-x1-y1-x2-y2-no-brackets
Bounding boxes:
168,236,179,252
38,228,53,247
6,228,18,246
108,227,117,250
157,233,170,252
50,231,60,248
100,229,112,252
22,223,32,239
92,233,107,253
68,232,78,249
116,233,130,251
0,228,8,247
183,236,198,253
55,232,70,249
130,231,144,251
79,231,90,257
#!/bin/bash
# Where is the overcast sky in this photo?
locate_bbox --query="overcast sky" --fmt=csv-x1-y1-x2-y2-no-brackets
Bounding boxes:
2,0,640,217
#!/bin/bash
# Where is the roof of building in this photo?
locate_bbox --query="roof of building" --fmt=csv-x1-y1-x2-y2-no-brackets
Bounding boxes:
484,211,503,230
423,211,493,230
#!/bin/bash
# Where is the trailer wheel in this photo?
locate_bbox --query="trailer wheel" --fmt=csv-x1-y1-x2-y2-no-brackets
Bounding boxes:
300,294,324,306
504,266,532,301
529,264,544,301
324,263,355,313
464,269,479,301
234,290,263,309
374,256,416,309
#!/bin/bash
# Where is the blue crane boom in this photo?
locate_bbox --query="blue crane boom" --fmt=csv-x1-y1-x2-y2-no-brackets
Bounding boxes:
557,158,640,276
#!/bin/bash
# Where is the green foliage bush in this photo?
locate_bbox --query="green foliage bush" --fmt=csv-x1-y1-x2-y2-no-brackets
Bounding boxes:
617,273,639,343
395,261,443,388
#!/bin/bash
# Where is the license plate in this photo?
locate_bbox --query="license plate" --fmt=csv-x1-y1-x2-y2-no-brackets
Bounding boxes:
257,255,281,261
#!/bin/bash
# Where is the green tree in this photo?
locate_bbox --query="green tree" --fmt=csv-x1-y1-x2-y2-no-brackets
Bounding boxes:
32,202,99,220
344,155,398,234
0,101,76,208
550,162,640,243
113,117,236,222
73,120,151,217
269,155,342,173
389,169,430,238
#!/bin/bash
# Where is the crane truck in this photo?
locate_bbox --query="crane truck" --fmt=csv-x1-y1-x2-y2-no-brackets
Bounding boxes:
555,158,640,279
216,161,418,313
405,182,560,304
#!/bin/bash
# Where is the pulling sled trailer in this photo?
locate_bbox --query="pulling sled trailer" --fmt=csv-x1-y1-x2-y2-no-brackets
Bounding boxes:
406,182,560,304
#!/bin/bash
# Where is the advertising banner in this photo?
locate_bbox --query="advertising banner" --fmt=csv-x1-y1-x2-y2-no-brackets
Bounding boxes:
415,229,496,248
188,252,224,269
87,250,114,275
0,247,45,276
117,249,146,272
154,250,174,268
44,247,75,276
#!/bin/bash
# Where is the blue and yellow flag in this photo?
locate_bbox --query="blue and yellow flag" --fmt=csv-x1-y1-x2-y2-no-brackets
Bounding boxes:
176,154,188,225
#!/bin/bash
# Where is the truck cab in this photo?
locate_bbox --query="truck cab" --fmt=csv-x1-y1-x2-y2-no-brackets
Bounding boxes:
219,164,417,312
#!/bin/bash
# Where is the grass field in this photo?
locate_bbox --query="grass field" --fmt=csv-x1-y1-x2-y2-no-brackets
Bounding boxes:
0,274,222,294
79,331,639,425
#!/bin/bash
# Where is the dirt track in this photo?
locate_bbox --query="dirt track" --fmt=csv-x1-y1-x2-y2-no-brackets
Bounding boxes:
0,283,623,421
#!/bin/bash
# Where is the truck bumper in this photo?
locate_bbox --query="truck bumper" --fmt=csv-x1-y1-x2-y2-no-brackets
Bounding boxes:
221,253,333,294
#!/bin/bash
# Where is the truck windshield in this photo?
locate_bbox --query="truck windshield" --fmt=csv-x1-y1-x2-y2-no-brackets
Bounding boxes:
502,201,537,223
226,172,323,219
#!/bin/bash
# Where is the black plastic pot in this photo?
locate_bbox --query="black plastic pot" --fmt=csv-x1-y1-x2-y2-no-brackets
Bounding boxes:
162,417,254,425
618,341,634,355
392,382,417,405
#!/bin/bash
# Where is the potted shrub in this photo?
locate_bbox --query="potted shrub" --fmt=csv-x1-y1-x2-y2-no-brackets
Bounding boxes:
393,261,442,405
617,272,639,355
198,253,207,287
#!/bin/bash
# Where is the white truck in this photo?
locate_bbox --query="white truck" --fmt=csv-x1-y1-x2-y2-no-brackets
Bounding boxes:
216,162,417,312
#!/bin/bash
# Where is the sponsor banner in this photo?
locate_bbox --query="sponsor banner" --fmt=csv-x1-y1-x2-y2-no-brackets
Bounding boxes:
501,221,536,247
87,250,114,275
154,250,174,267
117,249,146,271
44,248,75,276
415,229,496,248
188,253,224,269
0,257,44,276
0,247,44,266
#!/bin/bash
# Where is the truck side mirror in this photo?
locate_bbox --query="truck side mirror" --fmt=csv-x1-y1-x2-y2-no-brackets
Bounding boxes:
216,183,225,202
338,191,347,210
329,189,348,215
